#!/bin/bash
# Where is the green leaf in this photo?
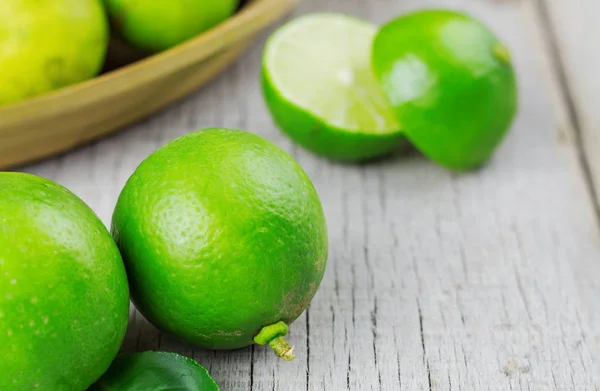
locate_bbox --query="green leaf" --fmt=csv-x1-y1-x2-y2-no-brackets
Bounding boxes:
89,351,219,391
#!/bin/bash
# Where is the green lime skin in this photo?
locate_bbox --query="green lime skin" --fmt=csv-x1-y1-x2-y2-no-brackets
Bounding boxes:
111,128,328,351
372,9,518,170
103,0,240,53
0,0,109,107
262,70,406,162
0,173,130,391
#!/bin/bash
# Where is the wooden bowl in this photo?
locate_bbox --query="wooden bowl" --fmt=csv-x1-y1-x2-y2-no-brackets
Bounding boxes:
0,0,297,169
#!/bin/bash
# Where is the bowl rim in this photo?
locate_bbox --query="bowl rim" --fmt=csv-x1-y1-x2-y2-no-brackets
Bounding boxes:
0,0,297,121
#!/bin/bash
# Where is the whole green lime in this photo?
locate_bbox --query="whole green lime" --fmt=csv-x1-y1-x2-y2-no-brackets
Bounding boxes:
111,128,328,360
372,9,518,170
103,0,240,53
0,0,109,107
0,173,130,390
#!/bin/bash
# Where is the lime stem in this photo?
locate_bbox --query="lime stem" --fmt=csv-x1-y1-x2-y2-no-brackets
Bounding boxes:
269,336,295,361
253,321,295,361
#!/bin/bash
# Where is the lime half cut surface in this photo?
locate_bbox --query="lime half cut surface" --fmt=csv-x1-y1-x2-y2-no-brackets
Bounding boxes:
262,13,404,162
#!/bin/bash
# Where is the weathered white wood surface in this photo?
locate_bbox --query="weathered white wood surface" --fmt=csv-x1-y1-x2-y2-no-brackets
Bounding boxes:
541,0,600,209
20,0,600,389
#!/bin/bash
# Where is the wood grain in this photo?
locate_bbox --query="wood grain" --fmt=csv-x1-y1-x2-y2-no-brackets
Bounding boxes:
19,0,600,389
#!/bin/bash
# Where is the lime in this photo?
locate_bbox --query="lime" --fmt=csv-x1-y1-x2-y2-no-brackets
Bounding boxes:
0,172,130,390
262,13,404,162
372,9,518,170
0,0,109,107
103,0,240,53
111,128,328,360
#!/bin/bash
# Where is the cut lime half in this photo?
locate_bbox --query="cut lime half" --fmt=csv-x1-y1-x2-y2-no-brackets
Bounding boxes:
262,13,404,162
372,10,517,170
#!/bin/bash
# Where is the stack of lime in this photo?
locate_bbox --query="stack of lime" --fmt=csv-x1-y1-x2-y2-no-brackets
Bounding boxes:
1,129,327,390
0,6,520,391
0,0,240,107
262,11,518,170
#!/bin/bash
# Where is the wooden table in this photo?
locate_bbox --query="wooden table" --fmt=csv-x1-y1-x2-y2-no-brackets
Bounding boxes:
22,0,600,389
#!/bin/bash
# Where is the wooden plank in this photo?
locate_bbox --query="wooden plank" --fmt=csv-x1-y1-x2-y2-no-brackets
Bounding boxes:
19,0,600,389
540,0,600,204
536,0,600,373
